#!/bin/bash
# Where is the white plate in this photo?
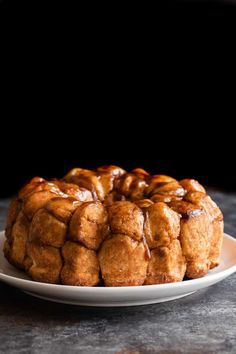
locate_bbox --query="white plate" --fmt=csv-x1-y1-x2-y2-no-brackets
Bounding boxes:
1,231,236,307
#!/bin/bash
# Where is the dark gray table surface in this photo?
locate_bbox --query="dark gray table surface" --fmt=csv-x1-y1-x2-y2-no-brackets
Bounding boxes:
0,190,236,354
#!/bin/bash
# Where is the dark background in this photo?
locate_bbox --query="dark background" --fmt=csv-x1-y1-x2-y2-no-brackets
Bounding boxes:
0,0,235,197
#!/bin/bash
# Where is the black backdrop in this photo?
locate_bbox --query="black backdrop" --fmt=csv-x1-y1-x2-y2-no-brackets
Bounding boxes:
0,0,235,197
0,115,235,197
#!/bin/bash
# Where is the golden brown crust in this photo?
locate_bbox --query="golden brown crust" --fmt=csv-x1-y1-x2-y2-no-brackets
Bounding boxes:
184,191,224,269
98,234,148,286
134,199,154,209
45,197,80,223
69,202,109,250
150,194,182,203
4,211,29,268
145,240,186,284
64,169,109,201
22,190,61,220
108,201,144,241
61,241,100,286
18,178,45,200
114,173,148,201
52,181,93,202
209,220,224,269
144,202,180,249
169,200,212,278
180,179,206,193
169,200,204,219
146,175,177,196
149,181,185,199
24,242,62,283
29,209,67,248
18,179,63,201
184,191,222,221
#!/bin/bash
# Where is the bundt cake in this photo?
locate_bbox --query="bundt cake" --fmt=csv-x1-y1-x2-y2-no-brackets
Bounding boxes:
3,166,224,286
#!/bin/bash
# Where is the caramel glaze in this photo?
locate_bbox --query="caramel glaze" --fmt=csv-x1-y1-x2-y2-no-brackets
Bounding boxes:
4,166,223,286
169,201,204,220
142,210,152,261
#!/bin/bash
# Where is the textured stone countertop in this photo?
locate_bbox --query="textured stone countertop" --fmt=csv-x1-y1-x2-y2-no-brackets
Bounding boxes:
0,190,236,354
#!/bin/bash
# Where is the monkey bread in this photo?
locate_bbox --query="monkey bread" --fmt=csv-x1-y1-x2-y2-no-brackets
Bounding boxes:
3,166,223,286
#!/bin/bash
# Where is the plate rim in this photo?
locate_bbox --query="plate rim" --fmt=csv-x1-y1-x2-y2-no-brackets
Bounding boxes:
1,231,236,293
